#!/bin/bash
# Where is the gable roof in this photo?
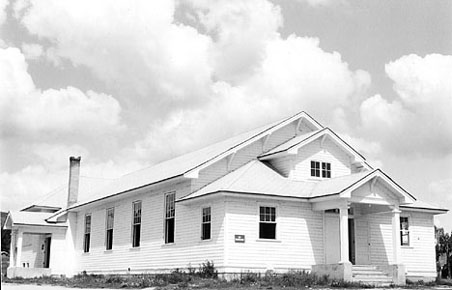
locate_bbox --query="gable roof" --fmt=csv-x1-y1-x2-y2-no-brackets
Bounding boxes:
3,211,67,230
22,176,112,212
67,111,323,210
259,128,368,167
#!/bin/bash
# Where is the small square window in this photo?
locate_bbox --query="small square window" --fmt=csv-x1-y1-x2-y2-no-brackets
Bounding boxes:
311,161,320,177
322,162,331,178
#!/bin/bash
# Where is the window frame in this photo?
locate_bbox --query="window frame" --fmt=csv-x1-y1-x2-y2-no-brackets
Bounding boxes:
258,205,277,240
83,213,91,253
400,216,410,246
164,192,176,244
201,206,211,241
322,162,331,178
132,201,142,248
105,207,114,250
310,160,321,177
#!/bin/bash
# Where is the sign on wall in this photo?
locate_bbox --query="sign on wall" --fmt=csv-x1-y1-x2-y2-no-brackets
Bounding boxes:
234,234,245,243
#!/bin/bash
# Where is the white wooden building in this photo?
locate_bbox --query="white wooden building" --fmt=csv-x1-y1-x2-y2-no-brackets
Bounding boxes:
4,111,448,284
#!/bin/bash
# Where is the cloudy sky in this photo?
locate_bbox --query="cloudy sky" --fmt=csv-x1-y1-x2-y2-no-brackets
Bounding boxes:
0,0,451,230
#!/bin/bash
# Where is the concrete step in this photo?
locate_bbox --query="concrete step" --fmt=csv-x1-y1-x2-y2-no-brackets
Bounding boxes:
351,265,393,286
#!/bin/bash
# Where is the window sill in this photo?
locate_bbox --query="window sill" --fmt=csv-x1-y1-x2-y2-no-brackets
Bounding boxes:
401,245,414,249
104,250,113,254
129,247,141,251
200,238,212,243
81,252,90,256
161,242,176,247
256,239,281,243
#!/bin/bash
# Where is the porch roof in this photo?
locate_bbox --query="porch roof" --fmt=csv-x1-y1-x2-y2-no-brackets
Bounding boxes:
3,211,67,230
401,200,448,213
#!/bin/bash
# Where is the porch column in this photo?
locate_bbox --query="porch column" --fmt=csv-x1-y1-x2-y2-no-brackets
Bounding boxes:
9,230,16,267
339,205,349,263
16,230,23,267
391,205,402,264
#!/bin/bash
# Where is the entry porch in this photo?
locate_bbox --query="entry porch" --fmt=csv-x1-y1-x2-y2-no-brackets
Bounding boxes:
310,170,415,285
3,211,68,278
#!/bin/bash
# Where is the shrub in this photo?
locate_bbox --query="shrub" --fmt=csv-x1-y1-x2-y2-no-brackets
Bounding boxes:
198,260,218,278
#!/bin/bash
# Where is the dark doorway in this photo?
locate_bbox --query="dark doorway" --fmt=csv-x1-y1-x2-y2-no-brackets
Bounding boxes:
43,237,51,268
348,218,355,264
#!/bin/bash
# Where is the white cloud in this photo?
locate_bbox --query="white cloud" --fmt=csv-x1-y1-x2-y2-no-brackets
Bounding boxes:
0,0,7,26
0,47,123,138
21,43,43,60
295,0,347,8
2,0,375,212
14,0,213,113
188,0,283,83
359,54,452,156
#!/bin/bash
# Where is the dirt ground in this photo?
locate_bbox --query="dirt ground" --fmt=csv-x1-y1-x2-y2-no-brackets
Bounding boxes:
1,283,155,290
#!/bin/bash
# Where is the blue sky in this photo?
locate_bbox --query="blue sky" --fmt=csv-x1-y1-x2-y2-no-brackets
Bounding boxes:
0,0,451,231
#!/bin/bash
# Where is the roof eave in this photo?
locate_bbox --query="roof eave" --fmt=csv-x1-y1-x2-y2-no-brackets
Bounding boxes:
400,206,448,215
184,111,324,178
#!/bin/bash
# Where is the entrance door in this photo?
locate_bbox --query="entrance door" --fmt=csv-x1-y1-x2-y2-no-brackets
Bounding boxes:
348,219,356,264
43,237,51,268
325,214,340,264
355,219,370,264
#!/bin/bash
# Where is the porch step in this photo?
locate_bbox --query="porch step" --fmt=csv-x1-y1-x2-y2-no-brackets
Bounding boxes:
352,265,393,286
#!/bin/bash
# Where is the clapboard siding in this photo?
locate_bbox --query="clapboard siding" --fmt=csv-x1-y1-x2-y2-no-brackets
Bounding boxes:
400,212,436,278
75,180,225,274
225,197,324,271
289,138,351,181
20,234,45,268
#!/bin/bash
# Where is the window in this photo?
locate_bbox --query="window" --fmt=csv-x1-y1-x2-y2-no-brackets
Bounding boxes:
201,207,211,240
311,161,320,177
106,208,114,250
311,161,331,178
400,216,410,246
132,201,142,247
322,162,331,178
259,206,276,239
84,214,91,253
165,192,175,244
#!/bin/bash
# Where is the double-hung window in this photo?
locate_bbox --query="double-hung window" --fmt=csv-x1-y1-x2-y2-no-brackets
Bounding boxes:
83,214,91,253
400,216,410,246
201,207,211,240
105,208,114,250
259,206,276,239
165,192,175,244
132,201,142,247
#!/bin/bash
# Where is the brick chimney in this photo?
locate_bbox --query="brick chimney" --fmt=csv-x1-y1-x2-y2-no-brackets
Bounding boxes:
67,156,81,208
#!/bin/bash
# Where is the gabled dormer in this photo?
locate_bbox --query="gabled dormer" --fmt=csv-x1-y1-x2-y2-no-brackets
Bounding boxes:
259,128,372,181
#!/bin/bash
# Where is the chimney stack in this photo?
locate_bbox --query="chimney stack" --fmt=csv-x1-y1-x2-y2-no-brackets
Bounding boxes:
67,156,81,208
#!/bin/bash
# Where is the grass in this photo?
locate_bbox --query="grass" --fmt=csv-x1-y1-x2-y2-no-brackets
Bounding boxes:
3,261,452,289
2,270,374,289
